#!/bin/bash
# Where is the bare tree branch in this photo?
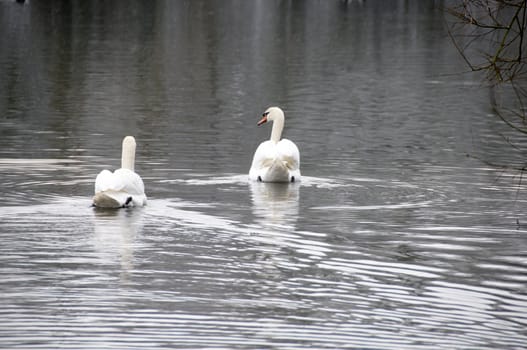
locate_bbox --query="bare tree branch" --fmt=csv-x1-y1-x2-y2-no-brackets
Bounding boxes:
447,0,527,136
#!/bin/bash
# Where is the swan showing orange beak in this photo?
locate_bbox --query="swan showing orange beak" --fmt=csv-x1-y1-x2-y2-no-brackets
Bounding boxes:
257,115,268,126
249,106,301,183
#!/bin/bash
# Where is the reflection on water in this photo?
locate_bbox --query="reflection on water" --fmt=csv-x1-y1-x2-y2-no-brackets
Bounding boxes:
1,0,527,349
0,184,526,349
92,208,144,281
249,181,299,227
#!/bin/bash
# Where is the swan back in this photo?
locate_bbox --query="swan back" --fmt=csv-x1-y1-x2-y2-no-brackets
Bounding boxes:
121,136,136,171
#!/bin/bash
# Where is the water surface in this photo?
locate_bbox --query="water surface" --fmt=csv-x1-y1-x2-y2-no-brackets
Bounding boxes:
1,1,526,349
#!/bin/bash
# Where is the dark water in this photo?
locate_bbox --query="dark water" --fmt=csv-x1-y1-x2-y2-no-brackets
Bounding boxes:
1,0,527,349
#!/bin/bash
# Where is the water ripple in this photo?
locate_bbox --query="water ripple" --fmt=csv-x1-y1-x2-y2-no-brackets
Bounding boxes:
1,194,526,349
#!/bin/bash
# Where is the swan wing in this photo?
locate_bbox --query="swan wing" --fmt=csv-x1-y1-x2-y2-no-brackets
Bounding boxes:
93,168,146,207
95,169,120,193
250,141,274,169
113,168,145,195
276,139,300,171
249,141,274,180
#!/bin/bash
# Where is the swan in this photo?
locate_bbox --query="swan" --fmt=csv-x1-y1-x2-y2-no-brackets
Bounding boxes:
93,136,147,208
249,107,301,183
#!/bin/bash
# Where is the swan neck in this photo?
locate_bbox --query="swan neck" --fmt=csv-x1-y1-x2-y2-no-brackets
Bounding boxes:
121,137,136,171
270,116,284,143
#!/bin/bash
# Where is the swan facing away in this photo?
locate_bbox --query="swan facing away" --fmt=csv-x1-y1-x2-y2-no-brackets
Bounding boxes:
93,136,147,208
249,107,301,183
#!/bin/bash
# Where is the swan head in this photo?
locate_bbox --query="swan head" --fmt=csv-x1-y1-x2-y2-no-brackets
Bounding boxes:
122,136,136,150
257,106,284,126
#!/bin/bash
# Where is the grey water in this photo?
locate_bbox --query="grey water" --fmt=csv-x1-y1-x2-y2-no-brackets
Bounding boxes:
1,0,526,349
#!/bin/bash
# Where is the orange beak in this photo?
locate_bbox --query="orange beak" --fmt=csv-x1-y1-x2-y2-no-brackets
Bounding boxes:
257,116,268,126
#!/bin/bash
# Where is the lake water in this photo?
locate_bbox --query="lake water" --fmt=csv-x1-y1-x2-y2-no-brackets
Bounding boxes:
1,0,526,349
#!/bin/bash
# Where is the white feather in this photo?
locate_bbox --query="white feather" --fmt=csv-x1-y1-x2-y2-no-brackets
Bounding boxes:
249,107,301,183
93,136,147,208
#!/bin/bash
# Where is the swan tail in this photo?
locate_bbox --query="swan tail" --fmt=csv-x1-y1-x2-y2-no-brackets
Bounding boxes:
93,191,133,208
265,159,291,183
250,156,300,183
